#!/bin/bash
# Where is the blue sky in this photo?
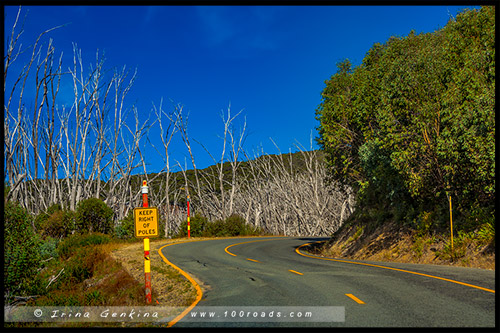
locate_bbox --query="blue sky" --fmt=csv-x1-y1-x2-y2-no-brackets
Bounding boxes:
4,5,478,175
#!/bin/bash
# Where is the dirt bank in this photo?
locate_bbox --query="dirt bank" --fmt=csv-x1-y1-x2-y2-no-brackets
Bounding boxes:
309,221,495,270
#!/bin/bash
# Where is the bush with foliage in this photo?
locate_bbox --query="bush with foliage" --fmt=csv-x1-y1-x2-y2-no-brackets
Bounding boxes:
222,215,249,236
4,201,43,296
41,210,75,239
315,7,495,234
176,214,209,238
39,236,59,260
34,203,63,232
75,198,114,234
114,210,135,239
207,214,261,237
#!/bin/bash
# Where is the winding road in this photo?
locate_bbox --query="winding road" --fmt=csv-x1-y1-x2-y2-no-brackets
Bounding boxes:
159,237,495,327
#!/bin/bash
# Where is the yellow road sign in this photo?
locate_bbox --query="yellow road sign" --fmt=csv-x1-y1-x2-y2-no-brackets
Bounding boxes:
134,207,159,238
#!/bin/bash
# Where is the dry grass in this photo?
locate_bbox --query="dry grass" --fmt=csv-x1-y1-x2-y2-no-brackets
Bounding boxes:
33,243,149,308
316,222,495,270
109,238,199,307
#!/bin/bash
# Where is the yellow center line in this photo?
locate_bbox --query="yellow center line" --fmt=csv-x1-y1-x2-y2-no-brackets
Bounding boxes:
246,258,260,263
224,238,283,257
225,247,237,256
289,269,303,275
346,293,365,304
296,242,495,294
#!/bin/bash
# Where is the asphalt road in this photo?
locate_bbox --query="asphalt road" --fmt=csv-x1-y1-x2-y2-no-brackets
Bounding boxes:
159,237,495,327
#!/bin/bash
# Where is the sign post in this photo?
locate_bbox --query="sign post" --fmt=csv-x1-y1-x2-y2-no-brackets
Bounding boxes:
187,194,191,239
134,180,159,304
449,194,454,253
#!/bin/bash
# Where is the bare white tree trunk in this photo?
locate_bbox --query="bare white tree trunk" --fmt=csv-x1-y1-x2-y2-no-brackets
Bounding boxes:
174,105,204,215
5,7,353,239
4,9,151,223
228,143,351,236
152,99,183,237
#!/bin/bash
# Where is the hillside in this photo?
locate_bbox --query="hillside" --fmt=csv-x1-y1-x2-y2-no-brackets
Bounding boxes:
132,148,343,237
137,149,325,204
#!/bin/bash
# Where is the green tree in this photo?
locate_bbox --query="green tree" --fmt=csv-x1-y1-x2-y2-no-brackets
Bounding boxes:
439,6,495,210
316,6,495,231
316,59,363,190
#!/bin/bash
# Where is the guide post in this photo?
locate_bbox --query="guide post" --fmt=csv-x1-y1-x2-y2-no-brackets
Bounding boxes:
187,194,191,239
134,180,160,304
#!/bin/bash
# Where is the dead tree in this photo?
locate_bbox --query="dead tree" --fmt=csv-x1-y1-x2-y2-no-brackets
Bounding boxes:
4,8,152,221
231,142,352,236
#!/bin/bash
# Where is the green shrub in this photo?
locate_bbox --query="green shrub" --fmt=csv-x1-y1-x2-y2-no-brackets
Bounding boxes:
436,230,472,261
222,214,258,236
415,210,436,236
47,203,63,215
176,214,209,238
34,212,49,233
204,219,226,237
476,222,495,246
462,202,495,232
41,210,75,239
115,210,135,239
34,203,64,232
40,237,59,260
75,198,114,234
4,201,43,296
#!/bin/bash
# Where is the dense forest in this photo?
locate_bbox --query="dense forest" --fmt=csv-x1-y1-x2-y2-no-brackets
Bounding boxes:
316,6,495,236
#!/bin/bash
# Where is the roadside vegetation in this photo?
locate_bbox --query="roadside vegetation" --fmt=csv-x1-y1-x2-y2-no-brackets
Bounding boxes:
4,195,265,304
4,198,203,327
305,218,494,270
314,6,494,267
174,213,266,238
4,200,138,326
3,194,271,327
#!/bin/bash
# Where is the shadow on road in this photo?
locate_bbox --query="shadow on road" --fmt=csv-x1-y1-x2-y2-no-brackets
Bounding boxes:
296,237,330,242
